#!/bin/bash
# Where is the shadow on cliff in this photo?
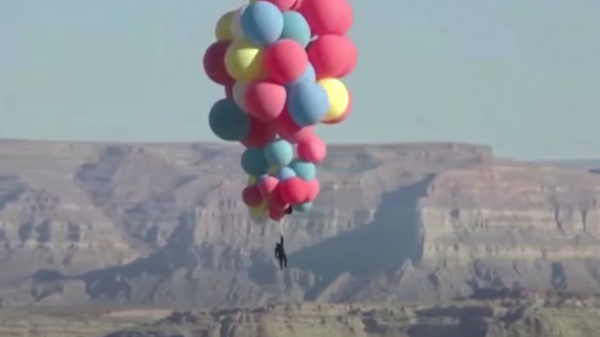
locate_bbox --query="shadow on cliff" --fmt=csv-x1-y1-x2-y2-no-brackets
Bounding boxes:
25,211,198,302
286,175,434,300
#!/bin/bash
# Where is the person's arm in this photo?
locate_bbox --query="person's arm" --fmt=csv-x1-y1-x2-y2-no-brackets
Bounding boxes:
280,235,284,245
274,247,279,258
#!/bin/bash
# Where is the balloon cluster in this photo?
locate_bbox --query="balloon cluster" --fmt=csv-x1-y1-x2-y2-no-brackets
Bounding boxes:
203,0,356,223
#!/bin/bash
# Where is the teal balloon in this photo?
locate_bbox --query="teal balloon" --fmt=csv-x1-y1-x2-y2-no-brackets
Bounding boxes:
209,98,250,141
277,167,296,180
293,202,312,212
264,139,294,166
241,147,269,176
289,159,316,180
281,11,311,48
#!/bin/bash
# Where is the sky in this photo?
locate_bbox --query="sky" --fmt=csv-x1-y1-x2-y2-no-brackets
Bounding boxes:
0,0,599,159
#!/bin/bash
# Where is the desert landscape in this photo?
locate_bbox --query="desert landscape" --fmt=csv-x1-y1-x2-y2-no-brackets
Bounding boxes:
0,139,599,336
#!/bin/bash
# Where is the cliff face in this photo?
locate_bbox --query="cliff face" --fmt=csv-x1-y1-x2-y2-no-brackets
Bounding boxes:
0,139,599,308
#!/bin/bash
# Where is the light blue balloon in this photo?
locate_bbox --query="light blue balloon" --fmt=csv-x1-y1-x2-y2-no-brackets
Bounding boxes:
286,63,316,89
281,11,311,48
287,82,329,127
289,159,316,180
240,2,284,47
276,167,296,181
264,139,294,166
208,98,250,141
293,202,312,212
241,147,269,176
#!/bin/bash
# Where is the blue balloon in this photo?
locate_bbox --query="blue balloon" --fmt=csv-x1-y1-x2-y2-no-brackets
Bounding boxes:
240,2,284,47
286,63,316,88
281,11,311,48
276,167,296,181
264,138,294,166
287,82,329,127
208,98,250,141
241,147,269,176
289,159,316,180
293,202,312,212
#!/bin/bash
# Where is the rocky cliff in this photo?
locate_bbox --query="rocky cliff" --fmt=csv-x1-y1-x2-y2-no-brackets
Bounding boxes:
0,139,598,308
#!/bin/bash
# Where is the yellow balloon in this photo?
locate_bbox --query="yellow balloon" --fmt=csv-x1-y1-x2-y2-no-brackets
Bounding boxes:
224,39,265,83
268,164,279,174
215,11,234,41
248,175,257,185
318,78,350,123
249,200,269,224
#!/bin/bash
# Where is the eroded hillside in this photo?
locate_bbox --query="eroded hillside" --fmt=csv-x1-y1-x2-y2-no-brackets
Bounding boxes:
0,140,598,308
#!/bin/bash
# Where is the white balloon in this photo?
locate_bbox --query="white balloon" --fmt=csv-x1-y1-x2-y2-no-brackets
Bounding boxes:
233,81,248,112
230,5,247,40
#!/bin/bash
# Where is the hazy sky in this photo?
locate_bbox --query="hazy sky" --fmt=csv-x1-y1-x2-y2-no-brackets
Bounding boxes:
0,0,599,159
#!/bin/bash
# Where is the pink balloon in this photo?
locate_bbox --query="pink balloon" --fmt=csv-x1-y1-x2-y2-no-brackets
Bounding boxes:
307,35,357,79
263,39,309,85
245,81,287,121
305,179,320,201
242,185,264,207
269,206,285,221
241,116,277,147
298,0,353,36
279,177,309,205
275,108,315,143
257,0,297,11
258,176,279,198
297,134,327,163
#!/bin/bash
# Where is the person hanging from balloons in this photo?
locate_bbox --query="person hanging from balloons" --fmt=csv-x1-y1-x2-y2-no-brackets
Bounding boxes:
274,206,291,269
274,232,287,270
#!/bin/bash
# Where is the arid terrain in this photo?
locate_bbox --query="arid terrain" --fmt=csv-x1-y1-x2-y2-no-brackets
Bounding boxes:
2,291,600,337
0,139,599,336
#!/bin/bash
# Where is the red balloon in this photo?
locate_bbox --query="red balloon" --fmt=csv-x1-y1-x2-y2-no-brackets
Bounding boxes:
305,179,320,201
297,134,327,163
258,176,279,198
279,177,309,204
322,89,352,124
269,206,285,221
275,109,315,143
269,185,289,210
291,0,302,10
241,116,277,147
298,0,353,36
307,35,357,79
245,81,287,121
264,39,309,84
242,185,264,207
256,0,298,11
203,41,234,86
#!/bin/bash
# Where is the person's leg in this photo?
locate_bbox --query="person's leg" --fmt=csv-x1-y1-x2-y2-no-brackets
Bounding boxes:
283,255,287,268
279,258,283,270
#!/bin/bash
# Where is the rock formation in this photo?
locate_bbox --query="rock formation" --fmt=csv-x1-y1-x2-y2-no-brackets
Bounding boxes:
0,140,598,308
